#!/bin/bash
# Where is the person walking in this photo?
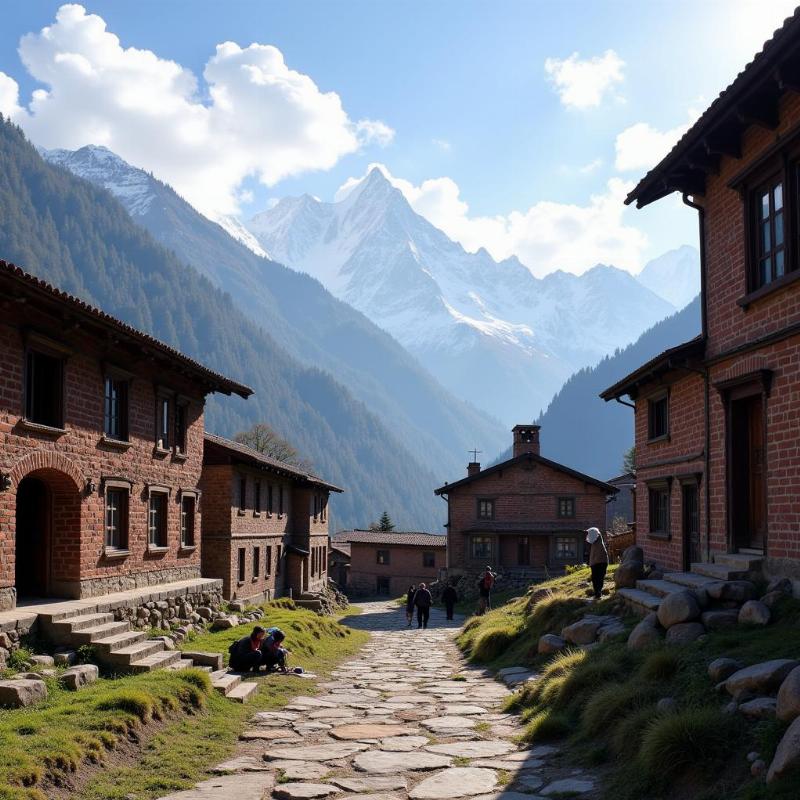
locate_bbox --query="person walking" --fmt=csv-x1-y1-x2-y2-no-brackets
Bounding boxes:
586,526,609,601
476,566,496,615
405,584,416,627
442,582,458,621
414,582,433,629
228,625,266,672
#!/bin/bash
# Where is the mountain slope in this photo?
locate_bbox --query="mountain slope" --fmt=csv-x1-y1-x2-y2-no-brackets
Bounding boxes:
42,145,507,484
635,244,700,309
0,119,444,530
247,168,684,424
492,296,702,478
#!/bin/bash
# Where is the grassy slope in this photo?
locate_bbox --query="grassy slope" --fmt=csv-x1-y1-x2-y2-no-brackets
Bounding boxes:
0,603,368,800
457,567,800,800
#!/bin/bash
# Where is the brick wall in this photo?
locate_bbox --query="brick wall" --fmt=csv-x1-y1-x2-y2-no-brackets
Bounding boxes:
348,542,444,597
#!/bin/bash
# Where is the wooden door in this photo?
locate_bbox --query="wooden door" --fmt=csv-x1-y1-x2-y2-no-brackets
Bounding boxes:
15,477,50,597
682,483,700,571
730,393,766,552
747,395,766,549
517,536,530,566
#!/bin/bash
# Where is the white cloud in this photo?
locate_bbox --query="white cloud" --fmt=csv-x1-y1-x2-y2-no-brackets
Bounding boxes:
432,138,451,151
614,118,692,172
337,164,648,276
4,4,391,217
544,49,625,109
0,73,22,118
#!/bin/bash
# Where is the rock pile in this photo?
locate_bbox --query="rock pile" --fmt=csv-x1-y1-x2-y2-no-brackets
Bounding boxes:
537,613,627,654
118,588,225,632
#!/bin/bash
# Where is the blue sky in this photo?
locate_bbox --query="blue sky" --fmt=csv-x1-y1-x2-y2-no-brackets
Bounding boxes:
1,1,797,275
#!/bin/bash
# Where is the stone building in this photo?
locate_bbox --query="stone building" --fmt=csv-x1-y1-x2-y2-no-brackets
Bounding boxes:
435,425,615,586
601,11,800,585
332,530,446,597
0,260,251,611
200,433,342,601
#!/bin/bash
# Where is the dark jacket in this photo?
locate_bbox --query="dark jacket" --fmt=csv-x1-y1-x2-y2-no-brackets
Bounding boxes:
406,589,416,610
589,536,609,566
442,586,458,605
229,634,259,663
414,588,432,608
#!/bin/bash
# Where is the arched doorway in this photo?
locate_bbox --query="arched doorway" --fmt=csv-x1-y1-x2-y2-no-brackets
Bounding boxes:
16,476,51,598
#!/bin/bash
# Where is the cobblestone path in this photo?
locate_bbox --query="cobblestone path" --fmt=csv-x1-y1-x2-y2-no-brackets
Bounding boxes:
158,600,600,800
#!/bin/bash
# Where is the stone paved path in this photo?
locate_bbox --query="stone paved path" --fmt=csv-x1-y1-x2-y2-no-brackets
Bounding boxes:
157,601,601,800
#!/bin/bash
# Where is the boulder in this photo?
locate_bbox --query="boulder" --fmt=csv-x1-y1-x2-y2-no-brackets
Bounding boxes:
708,657,745,683
701,610,739,630
768,715,800,783
739,600,771,626
59,664,99,690
725,659,800,699
561,618,604,645
614,560,643,590
151,636,176,650
706,580,757,603
627,617,662,650
777,666,800,722
761,590,789,609
623,545,644,563
212,616,239,631
766,577,793,595
739,697,777,720
197,606,213,620
665,622,705,645
28,654,54,667
229,601,246,612
656,697,677,714
597,622,627,643
53,648,77,666
0,678,47,708
538,634,567,655
657,590,701,628
0,632,12,649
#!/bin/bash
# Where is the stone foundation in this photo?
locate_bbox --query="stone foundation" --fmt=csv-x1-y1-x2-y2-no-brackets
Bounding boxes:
0,587,16,612
51,565,203,600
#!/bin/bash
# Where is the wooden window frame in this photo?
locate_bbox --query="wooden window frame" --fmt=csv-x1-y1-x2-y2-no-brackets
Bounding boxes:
265,545,272,575
376,548,390,565
554,535,578,561
276,544,282,575
647,479,672,540
174,398,189,457
237,547,246,584
422,550,435,568
104,478,131,554
103,366,132,443
180,491,197,549
471,535,493,560
155,389,173,453
238,475,247,515
254,479,262,516
278,485,284,518
147,486,170,550
557,496,576,518
477,498,495,520
253,546,261,580
647,391,670,443
24,341,67,431
267,483,274,517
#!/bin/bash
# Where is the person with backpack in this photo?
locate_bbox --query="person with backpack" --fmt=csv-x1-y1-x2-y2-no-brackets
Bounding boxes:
586,526,609,601
442,582,458,621
228,625,266,672
261,627,290,672
405,585,416,627
414,582,433,629
477,567,496,615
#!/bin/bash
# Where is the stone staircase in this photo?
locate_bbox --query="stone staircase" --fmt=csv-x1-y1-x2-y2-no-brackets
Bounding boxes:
618,553,763,617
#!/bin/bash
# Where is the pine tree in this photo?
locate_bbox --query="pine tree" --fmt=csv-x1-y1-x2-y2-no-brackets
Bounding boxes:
378,511,394,531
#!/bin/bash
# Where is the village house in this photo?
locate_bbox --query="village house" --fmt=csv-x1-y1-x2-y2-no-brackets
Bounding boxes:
0,259,251,613
605,472,636,532
601,11,800,586
331,530,446,597
435,425,615,588
200,433,342,602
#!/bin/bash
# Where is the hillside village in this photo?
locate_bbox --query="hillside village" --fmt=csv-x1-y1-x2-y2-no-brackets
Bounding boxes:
4,5,800,800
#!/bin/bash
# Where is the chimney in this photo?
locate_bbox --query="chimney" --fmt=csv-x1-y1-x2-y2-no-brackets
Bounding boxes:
512,424,540,457
467,461,481,477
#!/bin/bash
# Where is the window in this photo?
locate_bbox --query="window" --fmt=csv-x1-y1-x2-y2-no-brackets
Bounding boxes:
422,551,435,568
477,499,495,520
557,497,576,518
254,480,262,514
313,495,318,522
105,487,129,550
25,350,64,428
238,547,246,583
267,484,274,516
180,495,195,547
239,476,247,511
649,485,670,536
648,394,669,441
266,545,272,575
103,376,128,440
253,546,261,579
555,536,577,560
376,576,391,596
278,486,284,517
320,495,328,522
471,536,492,560
753,176,786,289
312,547,317,575
174,401,188,454
148,491,168,548
376,549,390,565
157,396,170,450
276,545,282,574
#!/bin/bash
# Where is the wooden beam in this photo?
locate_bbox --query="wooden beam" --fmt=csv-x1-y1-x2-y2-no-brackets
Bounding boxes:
685,150,720,175
736,92,779,131
704,129,742,159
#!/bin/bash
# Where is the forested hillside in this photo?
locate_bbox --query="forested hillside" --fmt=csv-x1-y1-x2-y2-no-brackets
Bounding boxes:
492,297,702,479
0,117,442,530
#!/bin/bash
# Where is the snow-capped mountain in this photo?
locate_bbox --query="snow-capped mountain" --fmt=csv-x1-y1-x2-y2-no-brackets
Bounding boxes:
635,244,700,309
248,168,685,422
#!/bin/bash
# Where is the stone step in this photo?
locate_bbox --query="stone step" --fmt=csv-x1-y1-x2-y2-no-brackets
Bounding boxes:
210,669,243,696
104,639,165,667
92,630,146,653
227,681,259,703
71,621,132,644
180,651,224,670
691,562,748,581
128,649,183,673
38,605,106,624
617,588,661,615
51,612,115,634
636,579,686,599
714,553,763,571
661,571,717,589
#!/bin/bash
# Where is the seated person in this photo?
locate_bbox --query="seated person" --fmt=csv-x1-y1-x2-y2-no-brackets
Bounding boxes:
228,625,266,672
261,627,289,672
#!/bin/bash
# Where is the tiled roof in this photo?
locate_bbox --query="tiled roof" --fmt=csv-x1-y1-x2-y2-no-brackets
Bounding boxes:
332,530,446,547
627,8,800,207
0,259,252,398
204,432,344,492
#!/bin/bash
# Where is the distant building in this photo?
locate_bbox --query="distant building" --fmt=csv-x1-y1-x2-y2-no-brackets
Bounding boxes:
601,11,800,580
331,530,446,597
605,473,636,531
200,433,342,601
435,425,615,582
328,541,351,589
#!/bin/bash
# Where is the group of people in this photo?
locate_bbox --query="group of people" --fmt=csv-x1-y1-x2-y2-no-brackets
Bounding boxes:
404,581,459,628
228,625,291,673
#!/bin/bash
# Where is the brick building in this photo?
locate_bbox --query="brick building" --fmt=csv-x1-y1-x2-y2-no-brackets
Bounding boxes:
332,530,446,597
601,12,800,584
0,260,251,611
435,425,615,580
200,434,342,601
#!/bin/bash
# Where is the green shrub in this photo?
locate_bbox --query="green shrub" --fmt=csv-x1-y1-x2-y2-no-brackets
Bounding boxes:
522,709,571,742
471,625,519,662
639,707,740,782
178,668,212,693
640,648,680,681
609,703,659,756
582,681,659,737
95,690,155,722
7,648,32,671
